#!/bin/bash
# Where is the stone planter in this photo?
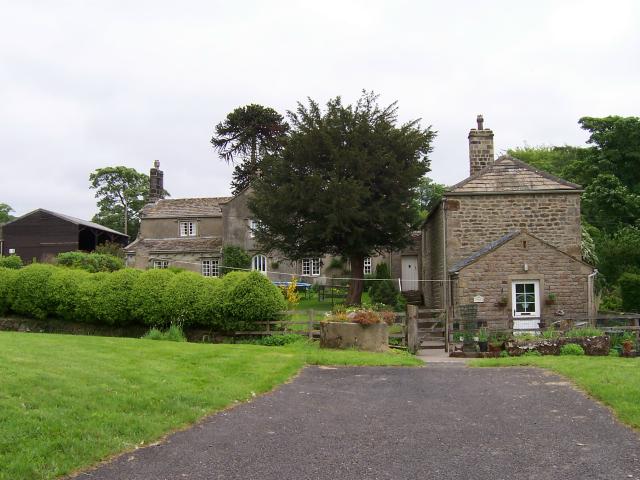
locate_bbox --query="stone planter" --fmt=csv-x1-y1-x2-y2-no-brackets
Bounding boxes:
506,336,611,356
319,322,389,352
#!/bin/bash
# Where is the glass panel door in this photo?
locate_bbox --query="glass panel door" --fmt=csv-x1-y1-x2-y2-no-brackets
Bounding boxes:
512,280,540,318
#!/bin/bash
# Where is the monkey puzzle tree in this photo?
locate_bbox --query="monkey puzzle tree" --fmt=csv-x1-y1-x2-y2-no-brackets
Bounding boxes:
248,92,436,305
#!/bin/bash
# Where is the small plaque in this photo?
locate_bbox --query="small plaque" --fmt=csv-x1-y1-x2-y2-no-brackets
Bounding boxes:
473,295,484,303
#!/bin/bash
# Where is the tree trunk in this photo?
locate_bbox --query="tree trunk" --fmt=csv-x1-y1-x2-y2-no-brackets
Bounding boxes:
123,204,128,236
346,255,364,306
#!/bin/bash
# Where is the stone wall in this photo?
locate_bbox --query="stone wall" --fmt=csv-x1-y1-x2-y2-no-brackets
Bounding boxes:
445,192,582,265
453,232,592,329
468,127,494,176
139,217,223,239
421,205,445,309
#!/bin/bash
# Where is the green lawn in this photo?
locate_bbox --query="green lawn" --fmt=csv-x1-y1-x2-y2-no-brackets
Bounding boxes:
0,332,420,480
472,356,640,430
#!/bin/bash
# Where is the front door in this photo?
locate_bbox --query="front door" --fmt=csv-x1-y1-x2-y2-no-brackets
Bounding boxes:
511,280,540,330
401,256,419,291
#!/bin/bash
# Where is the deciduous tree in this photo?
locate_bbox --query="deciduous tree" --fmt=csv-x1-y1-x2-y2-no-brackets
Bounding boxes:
0,203,15,224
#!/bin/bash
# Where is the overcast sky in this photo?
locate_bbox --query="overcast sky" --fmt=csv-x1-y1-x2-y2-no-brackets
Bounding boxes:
1,0,639,221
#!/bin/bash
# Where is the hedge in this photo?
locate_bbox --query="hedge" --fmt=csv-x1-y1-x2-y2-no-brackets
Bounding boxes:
56,251,124,273
620,272,640,313
0,265,285,331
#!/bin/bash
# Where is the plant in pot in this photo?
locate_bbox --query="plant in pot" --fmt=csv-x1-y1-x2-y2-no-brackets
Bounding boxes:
545,292,557,305
477,327,489,352
621,332,636,357
488,333,503,353
495,296,508,307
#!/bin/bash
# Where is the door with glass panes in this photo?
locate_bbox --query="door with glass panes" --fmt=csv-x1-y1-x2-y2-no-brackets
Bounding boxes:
511,280,540,328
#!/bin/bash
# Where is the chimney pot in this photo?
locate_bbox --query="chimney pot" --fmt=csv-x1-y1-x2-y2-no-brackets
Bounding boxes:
476,114,484,130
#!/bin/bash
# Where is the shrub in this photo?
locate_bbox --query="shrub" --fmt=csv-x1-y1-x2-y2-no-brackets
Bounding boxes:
73,273,106,323
220,245,251,276
56,251,124,273
94,241,125,259
93,268,141,325
216,271,286,331
163,271,218,327
369,262,398,306
522,350,542,357
0,255,23,269
11,264,58,319
142,324,187,342
619,272,640,313
130,269,176,327
564,327,603,338
258,334,304,346
0,267,19,315
47,268,94,321
560,343,585,356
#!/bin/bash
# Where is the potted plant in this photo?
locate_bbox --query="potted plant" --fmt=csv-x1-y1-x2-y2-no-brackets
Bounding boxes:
622,332,635,357
495,296,508,307
545,293,557,305
462,331,476,353
477,327,489,352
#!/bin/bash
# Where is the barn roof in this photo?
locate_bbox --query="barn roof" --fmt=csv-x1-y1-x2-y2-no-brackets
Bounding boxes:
141,197,233,218
2,209,127,237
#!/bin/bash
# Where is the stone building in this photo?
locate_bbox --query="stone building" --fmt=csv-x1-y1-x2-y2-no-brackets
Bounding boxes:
421,116,597,332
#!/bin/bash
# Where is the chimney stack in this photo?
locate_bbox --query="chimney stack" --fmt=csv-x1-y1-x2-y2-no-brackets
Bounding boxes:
149,160,164,203
468,114,494,176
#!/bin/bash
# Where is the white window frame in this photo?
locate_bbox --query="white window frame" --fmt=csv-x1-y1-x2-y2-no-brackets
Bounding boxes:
201,259,219,277
248,219,258,238
363,257,372,275
153,260,169,269
251,254,267,275
302,258,321,277
512,280,540,318
179,221,196,237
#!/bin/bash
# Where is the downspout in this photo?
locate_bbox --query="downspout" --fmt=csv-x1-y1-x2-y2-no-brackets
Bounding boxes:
588,269,598,326
442,201,449,351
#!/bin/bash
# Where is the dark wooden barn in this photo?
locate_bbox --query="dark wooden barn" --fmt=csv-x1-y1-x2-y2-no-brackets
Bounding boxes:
0,209,128,263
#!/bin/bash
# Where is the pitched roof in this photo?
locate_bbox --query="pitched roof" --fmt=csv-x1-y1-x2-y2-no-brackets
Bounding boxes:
449,231,521,273
2,209,127,237
141,197,233,219
125,236,222,253
448,155,582,194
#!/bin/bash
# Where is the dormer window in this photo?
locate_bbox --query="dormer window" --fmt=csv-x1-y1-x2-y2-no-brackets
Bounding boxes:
179,221,196,237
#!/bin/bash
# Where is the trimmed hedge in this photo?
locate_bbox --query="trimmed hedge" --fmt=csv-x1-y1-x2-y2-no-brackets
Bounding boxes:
0,265,284,331
620,272,640,313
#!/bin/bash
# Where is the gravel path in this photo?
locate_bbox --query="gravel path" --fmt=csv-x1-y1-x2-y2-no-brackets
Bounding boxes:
79,365,640,479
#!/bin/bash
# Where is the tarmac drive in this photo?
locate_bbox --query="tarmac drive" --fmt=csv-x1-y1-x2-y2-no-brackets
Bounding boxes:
79,365,640,480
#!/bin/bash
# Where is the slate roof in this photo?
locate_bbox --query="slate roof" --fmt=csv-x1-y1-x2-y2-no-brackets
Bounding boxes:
2,209,127,237
448,155,582,194
448,231,521,273
141,197,233,219
125,236,223,253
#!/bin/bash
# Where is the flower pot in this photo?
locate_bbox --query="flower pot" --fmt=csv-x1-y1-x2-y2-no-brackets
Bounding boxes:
319,321,389,352
622,340,634,355
478,341,488,353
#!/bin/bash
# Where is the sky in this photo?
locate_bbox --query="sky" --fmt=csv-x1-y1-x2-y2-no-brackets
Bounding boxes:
1,0,639,220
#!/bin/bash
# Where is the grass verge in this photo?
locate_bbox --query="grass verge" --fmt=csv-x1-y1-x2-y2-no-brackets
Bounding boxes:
0,332,420,479
471,356,640,430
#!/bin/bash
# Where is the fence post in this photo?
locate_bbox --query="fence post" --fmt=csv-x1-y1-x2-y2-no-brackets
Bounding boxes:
406,304,419,354
308,309,314,340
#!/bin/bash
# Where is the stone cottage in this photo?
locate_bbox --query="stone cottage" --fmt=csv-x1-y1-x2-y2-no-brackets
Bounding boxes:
421,116,597,332
125,163,419,289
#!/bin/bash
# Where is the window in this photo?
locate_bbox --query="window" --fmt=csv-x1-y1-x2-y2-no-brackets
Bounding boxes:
248,219,259,238
251,254,267,274
179,221,196,237
302,258,321,276
512,281,540,318
363,257,372,275
153,260,169,269
202,259,219,277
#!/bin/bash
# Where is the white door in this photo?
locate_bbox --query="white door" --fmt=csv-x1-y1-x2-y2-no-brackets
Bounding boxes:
401,256,419,291
512,280,540,330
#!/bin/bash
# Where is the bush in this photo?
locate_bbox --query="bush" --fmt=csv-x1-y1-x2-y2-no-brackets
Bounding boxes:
369,262,398,306
73,273,106,323
560,343,585,356
93,268,141,325
142,324,187,342
258,334,304,346
163,271,218,327
619,272,640,313
215,271,286,331
220,245,251,276
0,267,19,315
11,264,57,319
94,241,125,259
564,327,603,338
0,255,23,269
130,269,176,327
57,251,124,273
47,268,94,321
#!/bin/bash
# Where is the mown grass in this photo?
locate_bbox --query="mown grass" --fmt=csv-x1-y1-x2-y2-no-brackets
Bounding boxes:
0,332,420,480
472,356,640,430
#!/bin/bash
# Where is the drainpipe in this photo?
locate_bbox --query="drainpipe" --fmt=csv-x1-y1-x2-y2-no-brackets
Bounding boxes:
442,201,449,351
588,269,598,326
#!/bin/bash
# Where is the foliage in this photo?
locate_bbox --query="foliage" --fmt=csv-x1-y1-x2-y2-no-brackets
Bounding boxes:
94,241,126,259
89,166,160,238
564,326,603,338
47,267,94,321
477,327,489,342
215,271,287,331
56,251,124,273
93,268,141,325
220,245,251,275
596,226,640,284
249,91,435,305
619,272,640,312
325,308,394,326
211,104,289,194
540,326,560,339
0,268,18,315
414,177,446,222
142,324,187,342
281,276,301,308
560,343,586,356
581,224,598,265
369,262,398,306
10,264,57,319
521,350,542,357
0,203,15,224
130,269,177,327
162,271,217,327
0,255,23,269
256,334,304,346
582,173,640,234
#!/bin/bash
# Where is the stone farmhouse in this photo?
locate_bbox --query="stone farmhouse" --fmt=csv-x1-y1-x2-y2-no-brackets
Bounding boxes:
421,116,597,333
125,162,419,289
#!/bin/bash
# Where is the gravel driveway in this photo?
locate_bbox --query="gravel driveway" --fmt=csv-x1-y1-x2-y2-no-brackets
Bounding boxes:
79,365,640,479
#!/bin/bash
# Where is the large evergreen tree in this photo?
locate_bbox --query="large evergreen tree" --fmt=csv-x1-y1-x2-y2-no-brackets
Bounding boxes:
249,92,436,305
210,104,289,194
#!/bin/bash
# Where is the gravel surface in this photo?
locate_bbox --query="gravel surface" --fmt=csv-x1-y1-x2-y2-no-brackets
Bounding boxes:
79,365,640,479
